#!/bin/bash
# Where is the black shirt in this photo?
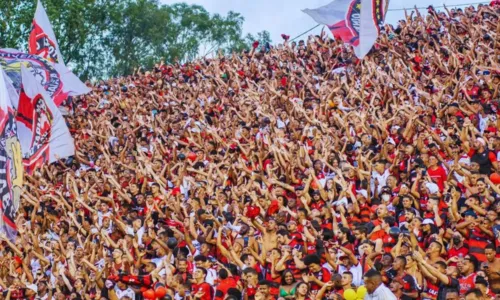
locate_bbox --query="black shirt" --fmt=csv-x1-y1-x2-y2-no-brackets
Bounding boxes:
437,276,459,300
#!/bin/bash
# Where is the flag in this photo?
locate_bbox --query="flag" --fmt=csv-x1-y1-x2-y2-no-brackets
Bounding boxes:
0,65,23,241
303,0,389,58
0,49,90,106
29,0,65,65
18,66,74,174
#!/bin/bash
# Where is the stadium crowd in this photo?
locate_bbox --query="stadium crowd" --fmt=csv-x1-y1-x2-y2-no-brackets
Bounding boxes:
1,2,500,300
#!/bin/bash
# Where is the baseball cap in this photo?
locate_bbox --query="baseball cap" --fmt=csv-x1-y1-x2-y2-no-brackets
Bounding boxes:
26,283,38,293
422,219,434,225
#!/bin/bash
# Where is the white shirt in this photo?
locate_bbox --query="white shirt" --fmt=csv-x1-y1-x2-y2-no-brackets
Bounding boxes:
126,226,145,246
365,283,397,300
114,285,135,299
371,169,390,194
337,263,363,286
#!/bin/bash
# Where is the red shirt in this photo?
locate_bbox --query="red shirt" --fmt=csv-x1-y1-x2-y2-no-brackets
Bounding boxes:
215,277,237,300
458,273,476,295
426,165,447,191
192,282,213,300
447,245,469,266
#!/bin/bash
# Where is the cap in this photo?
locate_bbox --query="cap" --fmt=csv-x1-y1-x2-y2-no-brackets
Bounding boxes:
356,189,368,198
26,283,38,293
422,219,434,225
463,210,478,218
425,182,439,194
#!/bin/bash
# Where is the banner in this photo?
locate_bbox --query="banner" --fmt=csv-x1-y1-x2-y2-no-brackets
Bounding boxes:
0,66,23,241
0,49,90,106
29,0,65,65
303,0,389,58
19,66,75,174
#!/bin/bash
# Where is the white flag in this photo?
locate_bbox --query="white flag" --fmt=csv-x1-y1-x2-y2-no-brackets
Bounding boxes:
29,0,65,65
18,66,74,174
303,0,390,58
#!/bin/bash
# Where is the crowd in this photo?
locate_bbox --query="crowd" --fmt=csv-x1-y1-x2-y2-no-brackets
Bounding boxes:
1,2,500,300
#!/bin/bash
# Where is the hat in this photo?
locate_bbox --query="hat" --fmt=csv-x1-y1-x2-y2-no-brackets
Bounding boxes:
476,137,486,146
356,189,368,198
425,182,439,195
463,210,477,218
422,219,434,225
386,137,396,145
380,186,392,195
26,283,38,293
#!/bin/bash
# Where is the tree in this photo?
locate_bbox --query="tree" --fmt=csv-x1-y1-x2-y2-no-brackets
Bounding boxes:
245,30,272,48
0,0,253,80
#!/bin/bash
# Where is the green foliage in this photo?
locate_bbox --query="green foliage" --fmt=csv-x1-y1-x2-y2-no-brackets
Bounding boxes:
245,30,272,47
0,0,271,80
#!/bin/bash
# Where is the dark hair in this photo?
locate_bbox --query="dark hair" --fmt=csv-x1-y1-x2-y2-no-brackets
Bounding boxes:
243,267,259,276
364,269,382,279
383,216,396,227
396,256,407,268
355,226,368,235
194,255,208,262
258,280,272,287
280,269,296,285
277,229,290,237
464,288,483,297
343,271,353,278
467,255,479,272
435,261,447,270
197,267,207,277
303,254,321,266
226,288,242,300
295,282,309,294
485,244,496,251
218,269,228,280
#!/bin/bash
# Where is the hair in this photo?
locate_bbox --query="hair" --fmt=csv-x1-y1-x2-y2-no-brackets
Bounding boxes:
383,216,396,227
258,280,272,287
194,255,208,262
280,269,296,285
241,254,252,263
435,261,447,270
464,288,483,297
396,255,407,268
343,271,353,279
467,255,479,272
296,282,309,294
485,244,496,251
276,229,290,237
243,267,259,276
364,269,382,280
303,254,321,266
226,288,242,300
432,241,444,253
218,269,228,280
355,225,367,235
196,268,208,276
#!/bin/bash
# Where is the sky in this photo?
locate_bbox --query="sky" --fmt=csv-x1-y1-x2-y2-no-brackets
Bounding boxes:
161,0,487,43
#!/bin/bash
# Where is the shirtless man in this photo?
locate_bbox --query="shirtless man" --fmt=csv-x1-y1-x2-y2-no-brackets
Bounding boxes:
241,216,278,250
484,244,500,294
